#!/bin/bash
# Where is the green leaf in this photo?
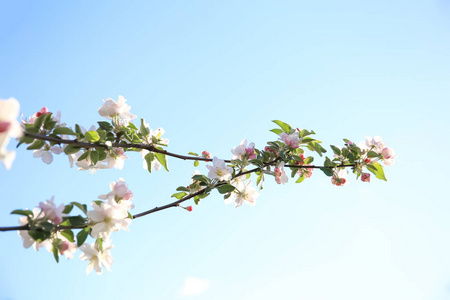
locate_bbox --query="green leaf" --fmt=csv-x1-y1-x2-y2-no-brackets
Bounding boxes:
64,216,86,227
171,192,187,200
320,167,334,177
76,228,89,247
43,120,57,130
155,152,169,171
62,204,73,214
176,186,189,192
77,151,89,161
75,124,83,136
192,174,210,184
194,160,199,167
33,113,48,129
272,120,292,133
256,173,264,186
10,209,33,216
97,121,113,131
367,151,379,158
216,184,235,194
70,202,88,214
64,145,81,155
128,122,138,131
144,152,154,173
96,129,106,141
60,229,75,243
26,139,45,150
53,127,76,135
16,135,35,147
196,192,210,199
270,128,283,135
366,162,387,181
52,245,60,263
330,145,341,156
97,149,107,161
194,197,200,205
28,229,51,243
140,119,150,136
90,150,99,165
39,221,54,232
304,156,314,165
296,174,305,183
188,152,199,156
85,131,100,142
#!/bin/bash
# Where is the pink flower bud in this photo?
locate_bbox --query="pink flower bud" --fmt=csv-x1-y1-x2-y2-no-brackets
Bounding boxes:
59,241,70,254
36,107,49,117
361,173,370,182
186,206,193,212
202,151,211,159
0,121,11,133
364,158,371,163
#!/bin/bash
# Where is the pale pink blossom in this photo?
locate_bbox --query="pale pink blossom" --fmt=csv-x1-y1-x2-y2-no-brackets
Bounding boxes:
279,132,301,148
38,196,66,224
331,169,349,186
297,165,314,178
274,162,288,184
206,157,233,181
381,147,396,166
231,139,256,160
25,107,61,125
359,136,386,153
98,178,134,209
58,240,77,259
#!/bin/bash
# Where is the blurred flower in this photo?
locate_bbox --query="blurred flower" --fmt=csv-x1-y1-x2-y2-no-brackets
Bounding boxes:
274,162,288,184
38,196,66,225
79,239,114,275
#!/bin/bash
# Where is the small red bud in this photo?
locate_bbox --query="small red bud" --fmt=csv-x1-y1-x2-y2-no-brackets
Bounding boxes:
365,158,371,163
36,107,49,117
186,206,193,212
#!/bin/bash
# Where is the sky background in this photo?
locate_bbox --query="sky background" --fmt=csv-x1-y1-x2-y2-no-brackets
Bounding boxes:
1,1,450,299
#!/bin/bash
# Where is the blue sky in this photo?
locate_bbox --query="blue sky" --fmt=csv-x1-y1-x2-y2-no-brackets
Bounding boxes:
1,1,450,299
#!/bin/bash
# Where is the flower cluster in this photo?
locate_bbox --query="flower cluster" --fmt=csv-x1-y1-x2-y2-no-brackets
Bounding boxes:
15,178,134,274
19,96,169,174
3,97,397,275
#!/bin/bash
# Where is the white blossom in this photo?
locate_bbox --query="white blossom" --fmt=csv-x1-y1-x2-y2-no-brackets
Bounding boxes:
98,95,136,125
17,208,48,251
38,196,66,225
79,239,114,275
206,157,233,181
87,199,131,239
33,145,63,165
226,180,259,208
